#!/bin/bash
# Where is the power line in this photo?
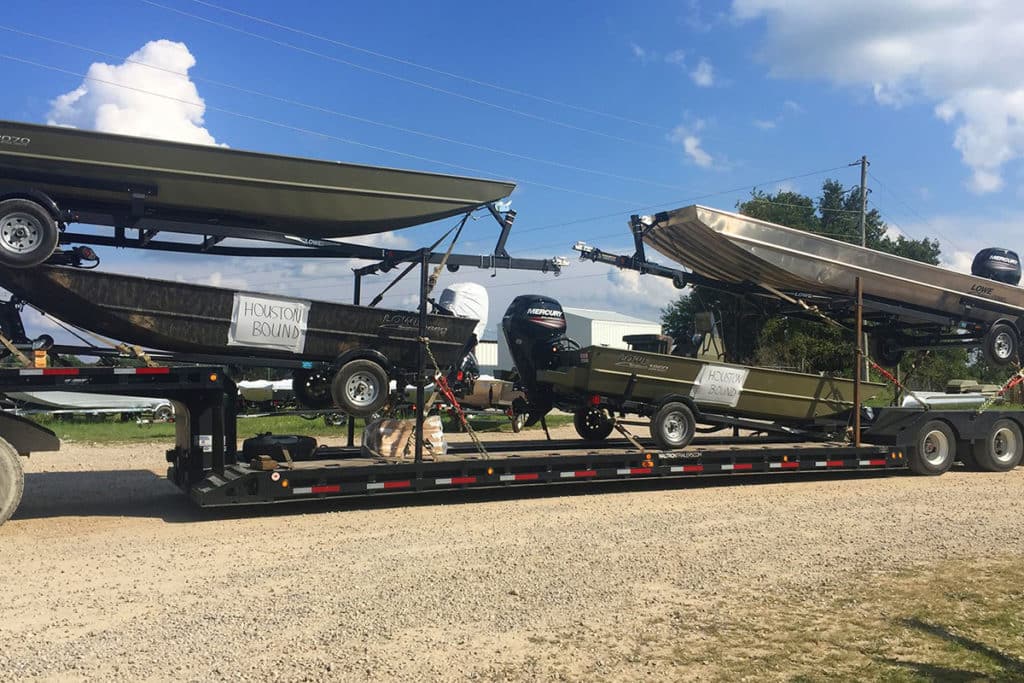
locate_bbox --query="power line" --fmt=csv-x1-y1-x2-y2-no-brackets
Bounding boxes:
868,170,966,254
0,53,643,206
0,25,690,194
186,0,672,134
138,0,672,153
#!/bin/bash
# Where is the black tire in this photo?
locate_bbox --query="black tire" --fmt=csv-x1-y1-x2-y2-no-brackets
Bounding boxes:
331,359,389,418
983,323,1019,366
153,404,174,422
573,407,614,441
908,420,956,475
292,369,333,409
869,333,905,367
650,402,696,450
510,413,526,433
0,198,59,268
0,438,25,526
972,419,1023,472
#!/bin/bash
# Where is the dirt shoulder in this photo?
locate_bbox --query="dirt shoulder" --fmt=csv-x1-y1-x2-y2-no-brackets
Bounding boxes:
3,434,1024,680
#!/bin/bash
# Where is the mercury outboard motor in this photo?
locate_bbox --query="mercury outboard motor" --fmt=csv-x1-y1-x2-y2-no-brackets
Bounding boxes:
972,248,1021,286
502,295,572,421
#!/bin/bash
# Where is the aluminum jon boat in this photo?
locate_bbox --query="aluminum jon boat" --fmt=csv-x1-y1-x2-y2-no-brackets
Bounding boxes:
0,265,477,416
0,120,515,240
641,205,1024,364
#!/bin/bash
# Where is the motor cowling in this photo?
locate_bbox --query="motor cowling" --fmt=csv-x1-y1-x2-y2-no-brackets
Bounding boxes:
502,295,570,411
972,248,1021,286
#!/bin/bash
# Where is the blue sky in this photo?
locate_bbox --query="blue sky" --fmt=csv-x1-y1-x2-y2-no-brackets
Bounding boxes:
3,0,1023,338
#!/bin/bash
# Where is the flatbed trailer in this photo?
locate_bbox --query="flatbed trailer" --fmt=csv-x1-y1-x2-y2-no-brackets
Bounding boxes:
1,364,1022,525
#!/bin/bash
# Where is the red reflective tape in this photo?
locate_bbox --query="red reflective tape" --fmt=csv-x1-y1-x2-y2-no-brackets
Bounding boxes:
514,473,539,481
733,463,754,471
630,467,653,475
311,484,341,494
826,460,845,467
683,464,703,473
42,368,79,376
867,459,887,466
574,470,597,478
780,461,799,469
451,476,476,485
135,367,171,375
383,480,411,490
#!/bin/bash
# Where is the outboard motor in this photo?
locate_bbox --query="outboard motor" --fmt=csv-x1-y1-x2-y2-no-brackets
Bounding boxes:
972,248,1021,286
502,295,575,421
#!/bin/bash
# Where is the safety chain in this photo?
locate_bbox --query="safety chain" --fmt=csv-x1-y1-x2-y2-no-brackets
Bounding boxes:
421,337,490,459
869,360,932,410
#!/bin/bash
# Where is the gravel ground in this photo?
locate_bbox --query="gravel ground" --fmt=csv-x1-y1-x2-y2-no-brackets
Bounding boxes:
3,427,1024,681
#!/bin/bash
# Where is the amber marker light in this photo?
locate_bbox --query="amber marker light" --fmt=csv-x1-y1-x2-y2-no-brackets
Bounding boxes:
209,373,218,382
281,479,289,488
487,467,494,475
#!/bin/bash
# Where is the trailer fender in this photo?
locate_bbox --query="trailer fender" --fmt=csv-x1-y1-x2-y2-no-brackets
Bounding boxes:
0,188,61,222
654,393,701,418
332,348,391,373
0,411,60,455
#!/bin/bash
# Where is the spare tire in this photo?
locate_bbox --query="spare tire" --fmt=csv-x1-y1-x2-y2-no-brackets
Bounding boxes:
0,198,59,268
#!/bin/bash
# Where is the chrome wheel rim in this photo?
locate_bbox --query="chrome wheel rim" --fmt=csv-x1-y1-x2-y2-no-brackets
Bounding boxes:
922,429,950,466
345,371,380,408
662,412,688,445
994,332,1014,360
0,212,43,254
992,427,1018,464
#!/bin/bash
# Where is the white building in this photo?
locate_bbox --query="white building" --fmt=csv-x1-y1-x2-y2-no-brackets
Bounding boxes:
496,307,663,372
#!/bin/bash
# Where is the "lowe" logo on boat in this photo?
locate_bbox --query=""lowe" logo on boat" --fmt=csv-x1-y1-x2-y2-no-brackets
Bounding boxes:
970,283,994,296
0,135,30,147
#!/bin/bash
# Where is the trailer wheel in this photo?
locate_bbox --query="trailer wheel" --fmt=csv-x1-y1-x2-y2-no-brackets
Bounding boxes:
510,412,526,433
0,438,25,526
651,402,696,450
573,407,614,441
293,369,333,409
972,419,1023,472
908,420,956,475
0,198,59,268
331,360,389,417
869,333,904,367
983,323,1018,366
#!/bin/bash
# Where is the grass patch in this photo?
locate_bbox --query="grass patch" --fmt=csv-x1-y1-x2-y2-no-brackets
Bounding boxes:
653,557,1024,681
27,411,576,444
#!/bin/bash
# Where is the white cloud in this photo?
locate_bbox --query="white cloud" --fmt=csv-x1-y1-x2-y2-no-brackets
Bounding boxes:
690,58,715,87
669,121,714,167
665,49,687,66
732,0,1024,194
48,40,220,145
630,43,656,64
753,118,777,130
944,250,974,274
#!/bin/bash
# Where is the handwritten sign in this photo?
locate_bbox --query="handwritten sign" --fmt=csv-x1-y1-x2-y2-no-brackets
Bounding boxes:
690,364,749,407
228,293,311,353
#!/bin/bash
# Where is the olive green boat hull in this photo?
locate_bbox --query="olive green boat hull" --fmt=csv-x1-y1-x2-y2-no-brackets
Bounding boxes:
0,120,515,238
538,346,883,423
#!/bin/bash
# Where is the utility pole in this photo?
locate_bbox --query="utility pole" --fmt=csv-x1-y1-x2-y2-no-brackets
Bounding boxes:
857,155,869,381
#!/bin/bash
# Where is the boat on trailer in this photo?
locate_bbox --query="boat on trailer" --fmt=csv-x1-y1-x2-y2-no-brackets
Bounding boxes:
0,265,477,417
501,294,882,449
639,205,1024,365
0,120,515,267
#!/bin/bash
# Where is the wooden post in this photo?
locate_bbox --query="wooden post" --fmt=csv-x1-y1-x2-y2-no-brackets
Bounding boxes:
854,276,863,446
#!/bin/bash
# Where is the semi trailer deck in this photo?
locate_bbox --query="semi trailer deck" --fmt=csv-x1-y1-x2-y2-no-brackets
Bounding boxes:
1,362,1021,525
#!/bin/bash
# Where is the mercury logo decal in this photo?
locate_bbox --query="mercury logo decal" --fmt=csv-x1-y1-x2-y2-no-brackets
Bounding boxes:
526,307,562,317
0,135,30,147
